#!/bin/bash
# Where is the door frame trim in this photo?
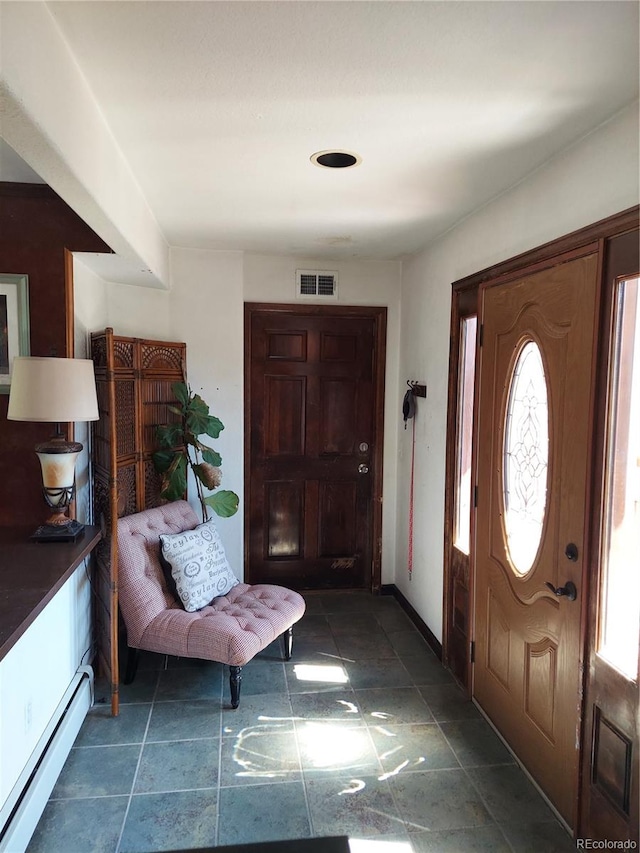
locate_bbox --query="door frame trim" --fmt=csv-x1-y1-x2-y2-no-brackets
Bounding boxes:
243,302,387,591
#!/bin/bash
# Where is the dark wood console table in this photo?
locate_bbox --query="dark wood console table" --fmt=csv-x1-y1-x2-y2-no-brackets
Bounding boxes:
0,525,101,662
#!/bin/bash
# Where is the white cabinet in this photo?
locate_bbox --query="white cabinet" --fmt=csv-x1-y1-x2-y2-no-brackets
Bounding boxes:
0,528,100,850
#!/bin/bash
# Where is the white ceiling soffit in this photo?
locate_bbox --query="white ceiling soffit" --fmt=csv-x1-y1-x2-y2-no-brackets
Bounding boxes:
33,1,640,260
0,139,45,184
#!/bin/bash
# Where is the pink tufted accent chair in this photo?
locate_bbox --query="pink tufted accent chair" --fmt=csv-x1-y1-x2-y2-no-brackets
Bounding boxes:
117,500,306,708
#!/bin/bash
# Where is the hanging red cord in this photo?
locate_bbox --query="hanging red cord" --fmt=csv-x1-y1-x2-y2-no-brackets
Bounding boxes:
408,413,416,580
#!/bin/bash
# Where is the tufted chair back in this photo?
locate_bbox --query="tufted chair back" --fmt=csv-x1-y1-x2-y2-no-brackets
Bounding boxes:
117,500,200,647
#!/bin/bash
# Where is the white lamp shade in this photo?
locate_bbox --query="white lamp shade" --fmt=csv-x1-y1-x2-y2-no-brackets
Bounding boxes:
7,357,99,423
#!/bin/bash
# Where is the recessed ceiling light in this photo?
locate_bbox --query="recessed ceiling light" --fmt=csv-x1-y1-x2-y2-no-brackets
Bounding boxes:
311,150,361,169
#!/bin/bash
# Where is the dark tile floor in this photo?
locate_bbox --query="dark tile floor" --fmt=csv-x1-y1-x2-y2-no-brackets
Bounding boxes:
27,592,575,853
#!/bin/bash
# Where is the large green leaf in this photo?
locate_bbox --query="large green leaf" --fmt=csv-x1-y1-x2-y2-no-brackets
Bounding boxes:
183,393,209,433
156,423,183,449
203,415,224,439
198,444,222,467
161,454,188,501
172,382,190,407
153,449,175,473
203,490,239,518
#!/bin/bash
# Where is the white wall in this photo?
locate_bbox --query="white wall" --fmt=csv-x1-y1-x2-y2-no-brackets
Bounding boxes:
106,281,172,340
397,102,640,641
168,249,245,571
73,256,108,525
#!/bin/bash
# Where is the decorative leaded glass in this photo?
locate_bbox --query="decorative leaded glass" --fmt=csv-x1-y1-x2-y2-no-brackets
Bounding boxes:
503,341,549,575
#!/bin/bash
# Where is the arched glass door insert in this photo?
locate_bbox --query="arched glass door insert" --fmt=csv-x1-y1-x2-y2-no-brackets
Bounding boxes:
503,340,549,575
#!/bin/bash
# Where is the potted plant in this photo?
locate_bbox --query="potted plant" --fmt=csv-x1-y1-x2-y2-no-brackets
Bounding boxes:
153,381,239,520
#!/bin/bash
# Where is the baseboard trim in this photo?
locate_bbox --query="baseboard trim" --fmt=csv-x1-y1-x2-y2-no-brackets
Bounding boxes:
381,584,443,660
0,668,93,852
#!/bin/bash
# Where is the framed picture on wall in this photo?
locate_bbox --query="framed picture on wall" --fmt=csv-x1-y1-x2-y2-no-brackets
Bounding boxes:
0,274,30,394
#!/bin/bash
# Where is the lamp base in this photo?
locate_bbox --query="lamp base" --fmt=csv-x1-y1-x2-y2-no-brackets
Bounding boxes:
31,519,85,543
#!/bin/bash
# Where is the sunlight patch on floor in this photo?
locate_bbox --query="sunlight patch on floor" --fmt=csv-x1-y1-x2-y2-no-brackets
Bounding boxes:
297,721,371,769
349,839,413,852
293,663,349,683
231,725,298,779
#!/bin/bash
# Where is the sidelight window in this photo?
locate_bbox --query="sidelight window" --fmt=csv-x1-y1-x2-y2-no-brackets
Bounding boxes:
503,340,549,576
600,276,640,680
453,316,477,554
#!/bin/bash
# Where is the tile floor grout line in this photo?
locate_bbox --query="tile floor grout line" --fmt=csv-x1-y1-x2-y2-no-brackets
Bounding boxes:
289,691,315,842
460,761,520,853
114,669,159,853
213,664,224,847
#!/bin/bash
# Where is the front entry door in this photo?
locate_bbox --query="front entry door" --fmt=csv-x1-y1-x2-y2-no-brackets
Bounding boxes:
245,304,386,590
474,251,599,828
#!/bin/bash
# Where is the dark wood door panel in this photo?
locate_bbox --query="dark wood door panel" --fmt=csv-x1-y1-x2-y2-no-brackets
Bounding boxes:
246,304,386,591
263,375,306,456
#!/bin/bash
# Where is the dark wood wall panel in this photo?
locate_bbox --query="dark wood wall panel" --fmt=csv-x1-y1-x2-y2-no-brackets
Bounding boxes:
0,183,111,527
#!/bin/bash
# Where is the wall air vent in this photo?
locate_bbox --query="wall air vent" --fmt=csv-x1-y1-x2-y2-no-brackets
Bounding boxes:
296,269,338,300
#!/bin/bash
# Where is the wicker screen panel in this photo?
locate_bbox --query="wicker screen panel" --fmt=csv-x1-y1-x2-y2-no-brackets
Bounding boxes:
116,464,138,518
93,472,111,535
140,378,183,452
93,550,113,688
141,343,185,372
115,381,136,458
113,338,135,369
143,459,165,509
90,328,186,716
92,335,108,369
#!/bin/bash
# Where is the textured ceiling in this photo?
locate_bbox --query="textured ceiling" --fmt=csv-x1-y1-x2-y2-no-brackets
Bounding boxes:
14,1,640,259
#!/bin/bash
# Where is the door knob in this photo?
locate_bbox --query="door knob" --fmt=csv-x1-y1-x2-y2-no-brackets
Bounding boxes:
358,464,369,474
545,581,577,601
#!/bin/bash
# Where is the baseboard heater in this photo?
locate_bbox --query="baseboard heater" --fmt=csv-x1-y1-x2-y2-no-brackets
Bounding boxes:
0,666,93,853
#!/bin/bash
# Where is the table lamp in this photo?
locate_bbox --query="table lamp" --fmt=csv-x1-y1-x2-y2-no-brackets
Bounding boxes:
7,356,99,542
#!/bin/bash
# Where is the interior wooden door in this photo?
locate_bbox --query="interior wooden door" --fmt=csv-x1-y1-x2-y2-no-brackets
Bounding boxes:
245,304,386,590
474,250,599,828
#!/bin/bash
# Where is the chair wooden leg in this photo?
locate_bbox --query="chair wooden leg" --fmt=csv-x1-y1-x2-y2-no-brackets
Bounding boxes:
229,665,242,709
282,626,293,661
124,647,140,685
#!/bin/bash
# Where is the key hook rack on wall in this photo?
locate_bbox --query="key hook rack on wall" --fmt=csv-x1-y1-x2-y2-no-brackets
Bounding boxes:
406,380,427,398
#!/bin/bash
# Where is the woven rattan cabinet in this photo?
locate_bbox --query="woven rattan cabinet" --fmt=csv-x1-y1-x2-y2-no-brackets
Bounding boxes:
91,328,186,715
